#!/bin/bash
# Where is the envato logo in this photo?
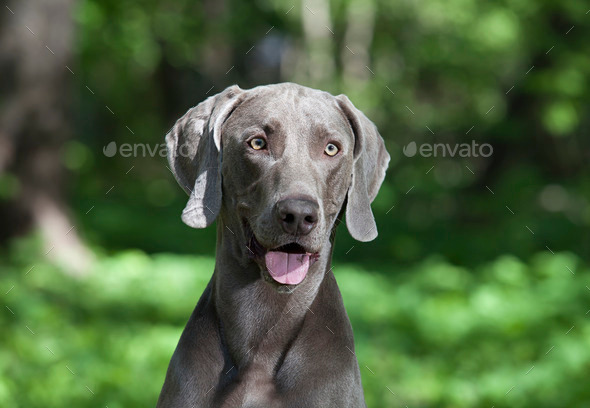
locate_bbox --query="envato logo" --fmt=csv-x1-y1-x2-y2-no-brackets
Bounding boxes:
103,141,175,158
402,141,493,158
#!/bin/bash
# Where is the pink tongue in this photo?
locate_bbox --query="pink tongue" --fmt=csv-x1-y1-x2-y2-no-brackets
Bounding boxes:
264,251,310,285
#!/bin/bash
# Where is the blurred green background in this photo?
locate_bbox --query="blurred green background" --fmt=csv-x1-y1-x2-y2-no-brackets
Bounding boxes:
1,0,589,407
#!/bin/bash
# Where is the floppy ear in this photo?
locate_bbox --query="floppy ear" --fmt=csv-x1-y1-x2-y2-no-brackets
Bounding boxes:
336,95,390,242
166,85,244,228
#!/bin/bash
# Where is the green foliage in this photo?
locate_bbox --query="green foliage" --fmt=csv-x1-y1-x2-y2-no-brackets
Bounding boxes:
2,240,589,407
3,0,590,406
65,0,589,265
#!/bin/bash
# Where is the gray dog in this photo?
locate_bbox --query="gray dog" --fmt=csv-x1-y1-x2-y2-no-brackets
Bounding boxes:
157,83,390,407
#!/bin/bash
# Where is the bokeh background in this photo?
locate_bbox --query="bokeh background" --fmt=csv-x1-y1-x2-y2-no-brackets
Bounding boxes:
1,0,589,407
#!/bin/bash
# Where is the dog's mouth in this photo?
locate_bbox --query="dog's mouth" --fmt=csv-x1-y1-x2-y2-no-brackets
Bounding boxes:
245,223,319,285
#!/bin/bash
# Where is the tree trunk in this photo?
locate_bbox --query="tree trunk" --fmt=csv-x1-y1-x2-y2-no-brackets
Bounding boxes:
0,0,92,274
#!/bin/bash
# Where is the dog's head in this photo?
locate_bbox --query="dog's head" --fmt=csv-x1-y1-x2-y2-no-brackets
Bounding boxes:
167,83,389,287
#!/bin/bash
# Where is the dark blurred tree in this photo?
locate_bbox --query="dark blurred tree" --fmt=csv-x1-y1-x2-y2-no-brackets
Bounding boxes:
2,0,586,266
0,0,92,273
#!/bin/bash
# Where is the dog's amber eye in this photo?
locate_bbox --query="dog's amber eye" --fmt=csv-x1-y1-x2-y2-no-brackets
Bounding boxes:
324,143,339,156
249,138,266,150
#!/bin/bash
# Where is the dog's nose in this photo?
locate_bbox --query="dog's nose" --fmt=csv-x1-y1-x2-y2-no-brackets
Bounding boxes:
276,198,319,236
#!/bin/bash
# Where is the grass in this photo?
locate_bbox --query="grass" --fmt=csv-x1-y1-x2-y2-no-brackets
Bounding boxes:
1,239,589,407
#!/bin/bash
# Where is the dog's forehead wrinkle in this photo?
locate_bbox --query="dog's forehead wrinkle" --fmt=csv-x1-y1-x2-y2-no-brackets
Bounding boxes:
238,87,343,129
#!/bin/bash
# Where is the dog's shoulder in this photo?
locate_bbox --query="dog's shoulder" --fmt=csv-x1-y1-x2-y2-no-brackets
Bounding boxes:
157,280,225,407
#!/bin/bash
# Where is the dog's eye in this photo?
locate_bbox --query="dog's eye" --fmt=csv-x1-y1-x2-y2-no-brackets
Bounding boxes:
249,138,267,150
324,143,339,156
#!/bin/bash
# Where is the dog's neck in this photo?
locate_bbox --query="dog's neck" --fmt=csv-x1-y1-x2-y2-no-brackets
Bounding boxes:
212,221,332,373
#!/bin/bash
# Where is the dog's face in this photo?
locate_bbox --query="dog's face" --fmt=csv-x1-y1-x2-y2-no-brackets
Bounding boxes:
166,83,389,287
220,88,354,284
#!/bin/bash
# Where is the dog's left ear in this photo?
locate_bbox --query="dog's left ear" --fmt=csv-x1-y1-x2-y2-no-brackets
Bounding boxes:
166,85,244,228
336,94,390,242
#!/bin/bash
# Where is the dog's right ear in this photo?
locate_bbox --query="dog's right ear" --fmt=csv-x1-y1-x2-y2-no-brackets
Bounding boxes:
166,85,244,228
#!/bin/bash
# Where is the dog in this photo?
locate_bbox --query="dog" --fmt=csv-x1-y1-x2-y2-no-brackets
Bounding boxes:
157,83,390,407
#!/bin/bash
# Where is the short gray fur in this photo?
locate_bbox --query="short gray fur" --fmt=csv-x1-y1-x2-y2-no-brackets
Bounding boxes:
158,83,390,408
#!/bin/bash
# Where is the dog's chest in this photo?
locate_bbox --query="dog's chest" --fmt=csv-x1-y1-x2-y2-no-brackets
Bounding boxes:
221,361,282,406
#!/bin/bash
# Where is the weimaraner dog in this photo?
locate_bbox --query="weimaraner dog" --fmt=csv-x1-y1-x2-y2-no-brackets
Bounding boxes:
158,83,390,407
